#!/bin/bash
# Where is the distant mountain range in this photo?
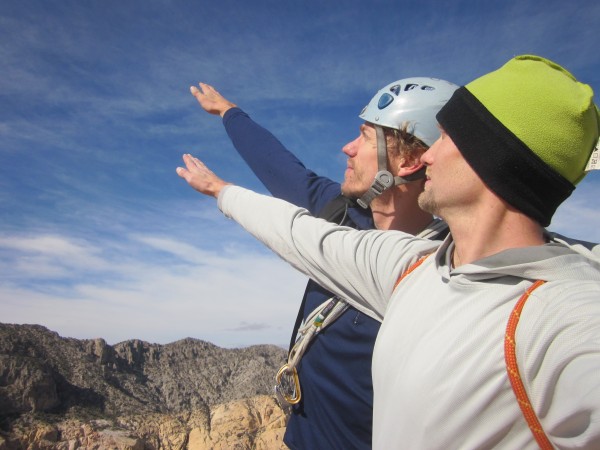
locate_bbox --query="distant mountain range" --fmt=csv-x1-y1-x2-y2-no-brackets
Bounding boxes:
0,323,289,449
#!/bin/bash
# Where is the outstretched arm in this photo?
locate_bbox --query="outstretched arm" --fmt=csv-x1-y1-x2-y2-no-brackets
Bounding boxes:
190,82,341,214
176,154,436,320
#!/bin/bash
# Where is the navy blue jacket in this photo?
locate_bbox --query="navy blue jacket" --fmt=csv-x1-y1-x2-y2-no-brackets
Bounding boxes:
223,108,377,449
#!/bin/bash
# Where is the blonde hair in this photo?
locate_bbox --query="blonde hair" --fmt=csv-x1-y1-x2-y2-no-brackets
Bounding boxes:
384,123,428,162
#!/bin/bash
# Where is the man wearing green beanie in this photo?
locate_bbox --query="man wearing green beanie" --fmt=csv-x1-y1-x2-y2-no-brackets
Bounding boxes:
177,55,600,448
434,54,598,227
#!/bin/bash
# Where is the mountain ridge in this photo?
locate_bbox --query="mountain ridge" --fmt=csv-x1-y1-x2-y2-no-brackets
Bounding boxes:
0,322,289,449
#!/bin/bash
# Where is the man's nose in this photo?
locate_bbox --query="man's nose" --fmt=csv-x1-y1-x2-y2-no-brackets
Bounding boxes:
342,137,359,157
420,138,439,165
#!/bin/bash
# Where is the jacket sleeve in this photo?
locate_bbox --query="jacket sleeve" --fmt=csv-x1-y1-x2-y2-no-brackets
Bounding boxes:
222,107,341,215
217,185,439,321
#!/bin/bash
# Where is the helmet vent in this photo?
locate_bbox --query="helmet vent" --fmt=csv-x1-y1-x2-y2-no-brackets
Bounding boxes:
377,93,394,110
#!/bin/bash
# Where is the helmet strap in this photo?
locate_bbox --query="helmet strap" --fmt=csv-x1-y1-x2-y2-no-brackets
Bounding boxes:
357,126,393,208
393,166,427,185
357,126,427,209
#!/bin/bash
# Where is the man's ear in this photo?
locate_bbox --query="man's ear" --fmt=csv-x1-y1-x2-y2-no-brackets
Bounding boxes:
395,155,425,177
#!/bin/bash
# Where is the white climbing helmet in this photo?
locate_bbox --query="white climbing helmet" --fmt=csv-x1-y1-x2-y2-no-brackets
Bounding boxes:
355,77,458,208
359,77,459,147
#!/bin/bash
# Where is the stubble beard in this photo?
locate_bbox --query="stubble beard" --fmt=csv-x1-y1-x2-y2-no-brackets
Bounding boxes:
417,189,439,216
341,183,361,199
341,173,366,199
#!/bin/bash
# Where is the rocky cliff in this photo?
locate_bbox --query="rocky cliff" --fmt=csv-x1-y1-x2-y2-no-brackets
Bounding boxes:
0,323,289,449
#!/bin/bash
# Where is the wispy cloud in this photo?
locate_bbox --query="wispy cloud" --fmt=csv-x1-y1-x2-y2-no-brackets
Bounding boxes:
0,227,307,347
229,322,271,332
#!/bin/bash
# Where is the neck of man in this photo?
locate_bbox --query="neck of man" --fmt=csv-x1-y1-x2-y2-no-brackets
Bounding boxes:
369,183,434,233
444,197,547,267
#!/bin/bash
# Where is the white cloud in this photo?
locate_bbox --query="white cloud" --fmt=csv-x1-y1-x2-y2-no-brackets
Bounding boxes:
0,229,307,348
0,234,109,279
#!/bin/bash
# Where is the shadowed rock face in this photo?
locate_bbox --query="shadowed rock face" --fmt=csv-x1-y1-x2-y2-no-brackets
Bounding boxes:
0,323,290,449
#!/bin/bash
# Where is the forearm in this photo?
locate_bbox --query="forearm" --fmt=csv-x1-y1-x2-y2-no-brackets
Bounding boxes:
223,108,340,213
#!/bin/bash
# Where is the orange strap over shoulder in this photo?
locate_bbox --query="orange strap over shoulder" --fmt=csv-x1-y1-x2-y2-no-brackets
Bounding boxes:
394,259,552,448
393,255,430,290
505,280,552,449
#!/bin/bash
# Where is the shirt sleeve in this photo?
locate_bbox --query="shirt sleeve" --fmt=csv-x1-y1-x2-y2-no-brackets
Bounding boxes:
218,185,439,321
222,107,341,215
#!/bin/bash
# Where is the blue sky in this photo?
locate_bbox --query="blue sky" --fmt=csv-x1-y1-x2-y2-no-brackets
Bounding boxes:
2,0,600,348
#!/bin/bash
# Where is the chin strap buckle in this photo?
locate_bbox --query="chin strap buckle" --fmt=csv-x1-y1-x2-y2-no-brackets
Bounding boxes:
357,170,395,208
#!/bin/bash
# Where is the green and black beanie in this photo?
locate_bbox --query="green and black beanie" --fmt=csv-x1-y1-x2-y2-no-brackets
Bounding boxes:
437,54,600,226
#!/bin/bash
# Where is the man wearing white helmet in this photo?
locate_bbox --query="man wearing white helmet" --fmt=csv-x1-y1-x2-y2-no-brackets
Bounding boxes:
189,78,457,449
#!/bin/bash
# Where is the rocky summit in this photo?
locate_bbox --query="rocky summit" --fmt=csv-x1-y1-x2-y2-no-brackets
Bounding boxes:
0,323,290,449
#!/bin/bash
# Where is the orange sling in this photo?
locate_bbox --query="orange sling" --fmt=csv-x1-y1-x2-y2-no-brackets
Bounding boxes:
504,279,552,449
395,257,551,448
